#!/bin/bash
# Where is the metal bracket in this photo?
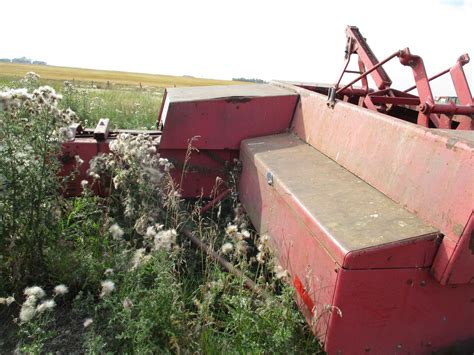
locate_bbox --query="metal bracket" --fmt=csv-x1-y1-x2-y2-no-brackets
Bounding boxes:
94,118,110,141
327,87,336,109
266,171,274,186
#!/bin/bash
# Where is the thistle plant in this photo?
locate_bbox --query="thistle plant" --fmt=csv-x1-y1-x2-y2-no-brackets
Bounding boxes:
0,82,80,292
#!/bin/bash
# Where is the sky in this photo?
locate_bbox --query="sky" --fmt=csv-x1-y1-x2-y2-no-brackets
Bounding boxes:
1,0,473,95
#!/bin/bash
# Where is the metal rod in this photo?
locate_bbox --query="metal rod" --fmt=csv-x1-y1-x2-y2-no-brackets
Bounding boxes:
200,188,231,215
404,68,450,93
336,51,400,94
335,55,352,90
181,227,268,298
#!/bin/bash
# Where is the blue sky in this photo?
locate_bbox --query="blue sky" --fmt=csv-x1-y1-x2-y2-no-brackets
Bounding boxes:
1,0,472,95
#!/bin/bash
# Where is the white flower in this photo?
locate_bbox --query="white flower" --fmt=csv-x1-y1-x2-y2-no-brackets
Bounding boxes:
274,265,289,280
53,284,69,296
100,280,115,298
225,224,238,236
221,242,233,255
130,248,147,270
109,223,124,240
24,286,46,299
75,155,84,166
19,305,36,322
80,180,89,188
256,252,266,264
23,295,37,308
25,71,40,80
145,225,157,239
0,296,15,306
235,240,248,255
261,234,270,244
153,229,177,251
36,299,56,313
241,229,251,239
104,268,114,276
83,318,93,328
113,175,121,189
122,297,133,310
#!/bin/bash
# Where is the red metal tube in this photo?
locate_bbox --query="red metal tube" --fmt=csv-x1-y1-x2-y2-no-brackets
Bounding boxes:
404,68,450,93
200,188,231,215
336,51,401,94
419,103,474,115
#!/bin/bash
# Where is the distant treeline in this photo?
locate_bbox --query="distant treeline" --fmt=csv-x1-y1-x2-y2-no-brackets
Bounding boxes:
232,77,266,84
0,57,47,65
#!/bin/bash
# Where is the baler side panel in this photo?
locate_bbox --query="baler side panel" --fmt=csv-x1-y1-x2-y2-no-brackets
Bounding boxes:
159,96,297,150
326,268,474,354
239,143,339,339
157,85,298,197
283,84,474,284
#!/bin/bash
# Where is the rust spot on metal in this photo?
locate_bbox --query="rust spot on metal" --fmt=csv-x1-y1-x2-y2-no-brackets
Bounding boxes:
446,137,458,150
225,96,252,104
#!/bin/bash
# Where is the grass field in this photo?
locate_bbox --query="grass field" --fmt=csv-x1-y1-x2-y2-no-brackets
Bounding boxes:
0,64,244,129
0,62,240,89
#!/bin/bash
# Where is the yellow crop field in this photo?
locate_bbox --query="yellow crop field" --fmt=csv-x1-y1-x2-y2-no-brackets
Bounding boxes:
0,62,240,88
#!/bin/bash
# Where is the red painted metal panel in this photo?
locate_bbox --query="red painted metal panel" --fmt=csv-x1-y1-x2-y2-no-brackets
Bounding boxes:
275,82,474,284
156,84,297,197
238,152,339,337
239,133,473,352
438,213,474,285
159,149,238,198
240,134,440,270
326,268,474,354
61,138,111,196
159,95,297,150
343,236,439,270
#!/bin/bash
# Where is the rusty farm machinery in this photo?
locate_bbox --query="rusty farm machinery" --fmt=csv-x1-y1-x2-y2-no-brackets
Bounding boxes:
61,26,474,353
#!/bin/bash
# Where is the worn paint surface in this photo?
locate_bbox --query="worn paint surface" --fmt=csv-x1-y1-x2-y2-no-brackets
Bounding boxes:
159,85,297,150
276,82,474,284
327,268,474,354
240,133,440,269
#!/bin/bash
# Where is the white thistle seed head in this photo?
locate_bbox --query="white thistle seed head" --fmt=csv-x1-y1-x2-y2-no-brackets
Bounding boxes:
100,280,115,298
36,299,56,313
24,286,46,299
53,284,69,296
221,242,234,255
109,223,124,240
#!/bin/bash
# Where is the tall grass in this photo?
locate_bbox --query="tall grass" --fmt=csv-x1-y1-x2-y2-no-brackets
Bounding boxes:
61,84,163,129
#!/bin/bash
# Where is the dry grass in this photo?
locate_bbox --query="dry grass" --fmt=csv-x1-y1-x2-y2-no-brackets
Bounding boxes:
0,63,240,89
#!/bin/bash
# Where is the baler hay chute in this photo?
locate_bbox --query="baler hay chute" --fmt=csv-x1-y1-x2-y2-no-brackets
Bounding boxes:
61,26,474,353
